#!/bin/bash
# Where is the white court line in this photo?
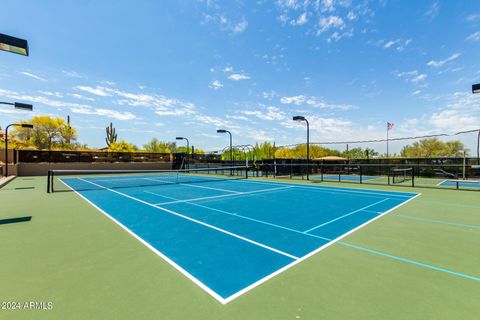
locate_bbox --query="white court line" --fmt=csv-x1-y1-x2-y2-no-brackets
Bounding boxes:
436,179,448,186
303,198,390,233
77,178,299,262
60,177,421,304
145,177,242,194
227,177,416,198
145,190,238,216
146,190,311,236
223,192,423,303
148,186,295,206
58,178,227,304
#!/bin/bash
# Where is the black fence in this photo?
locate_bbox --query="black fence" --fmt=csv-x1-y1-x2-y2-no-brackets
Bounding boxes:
257,162,480,191
15,150,171,163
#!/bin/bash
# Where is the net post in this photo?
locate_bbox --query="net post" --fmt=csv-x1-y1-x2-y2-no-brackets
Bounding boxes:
245,166,248,179
411,167,415,187
47,170,51,193
51,170,55,193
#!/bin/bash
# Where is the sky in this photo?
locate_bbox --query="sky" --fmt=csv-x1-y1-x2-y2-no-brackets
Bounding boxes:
1,0,479,153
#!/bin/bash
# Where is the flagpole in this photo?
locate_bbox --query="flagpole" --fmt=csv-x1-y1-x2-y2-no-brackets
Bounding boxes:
386,123,389,158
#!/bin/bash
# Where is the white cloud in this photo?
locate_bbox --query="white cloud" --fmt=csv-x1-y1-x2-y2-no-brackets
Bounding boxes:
429,92,480,132
275,0,367,42
262,90,277,100
466,31,480,41
226,115,248,121
317,16,345,35
228,73,250,81
466,13,480,22
38,91,64,98
68,93,95,101
280,95,355,110
383,40,397,48
100,80,116,86
75,85,113,97
427,53,461,68
62,70,84,78
233,18,248,33
20,71,47,82
0,107,31,114
240,105,286,121
223,66,233,72
209,80,223,90
291,12,308,25
70,106,136,120
425,2,440,20
0,88,89,109
347,11,357,20
395,70,428,83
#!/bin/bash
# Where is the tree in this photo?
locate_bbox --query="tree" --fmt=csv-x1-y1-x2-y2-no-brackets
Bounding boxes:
342,147,379,159
143,138,176,153
274,144,341,159
108,140,138,152
59,116,77,149
253,142,277,160
13,115,77,150
401,138,468,157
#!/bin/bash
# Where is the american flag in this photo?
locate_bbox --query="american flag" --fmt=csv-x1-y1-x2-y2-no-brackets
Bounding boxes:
387,122,394,131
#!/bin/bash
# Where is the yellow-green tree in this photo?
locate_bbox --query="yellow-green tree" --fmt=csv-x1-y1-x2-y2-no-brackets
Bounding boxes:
108,140,138,152
275,144,341,158
400,138,468,157
13,115,77,150
143,138,176,153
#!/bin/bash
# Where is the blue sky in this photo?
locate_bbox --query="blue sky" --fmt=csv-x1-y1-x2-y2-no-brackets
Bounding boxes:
1,0,479,152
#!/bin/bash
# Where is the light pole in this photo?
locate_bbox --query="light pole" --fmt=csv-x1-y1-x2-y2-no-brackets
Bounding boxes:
473,84,480,164
176,136,190,169
293,116,310,180
5,123,33,176
217,129,233,167
0,102,33,111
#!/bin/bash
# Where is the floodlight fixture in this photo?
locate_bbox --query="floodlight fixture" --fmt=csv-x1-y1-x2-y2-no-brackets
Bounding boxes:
0,33,29,56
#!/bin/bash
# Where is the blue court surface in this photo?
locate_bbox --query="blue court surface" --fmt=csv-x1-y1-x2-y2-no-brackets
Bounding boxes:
60,176,418,303
312,174,380,182
437,179,480,189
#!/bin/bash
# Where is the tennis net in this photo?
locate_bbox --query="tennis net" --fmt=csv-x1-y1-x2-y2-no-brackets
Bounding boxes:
391,167,413,184
47,166,249,193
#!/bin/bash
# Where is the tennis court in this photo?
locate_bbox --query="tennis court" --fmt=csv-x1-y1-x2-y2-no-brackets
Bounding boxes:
56,169,418,303
312,174,381,182
437,179,480,189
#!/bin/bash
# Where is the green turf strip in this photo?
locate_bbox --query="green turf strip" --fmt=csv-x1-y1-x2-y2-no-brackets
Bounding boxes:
0,177,478,319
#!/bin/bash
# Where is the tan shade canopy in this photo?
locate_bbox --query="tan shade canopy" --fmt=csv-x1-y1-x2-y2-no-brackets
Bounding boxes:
314,156,347,161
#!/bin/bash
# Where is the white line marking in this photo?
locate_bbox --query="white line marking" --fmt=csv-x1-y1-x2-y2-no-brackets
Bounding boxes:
227,177,417,198
304,198,391,233
168,179,243,194
59,177,421,304
147,186,295,205
145,191,238,216
77,178,299,261
222,192,422,303
436,179,448,186
58,178,227,304
147,191,309,236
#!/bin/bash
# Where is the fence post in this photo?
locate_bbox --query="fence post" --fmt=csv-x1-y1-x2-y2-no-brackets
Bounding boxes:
411,166,415,187
388,167,391,185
